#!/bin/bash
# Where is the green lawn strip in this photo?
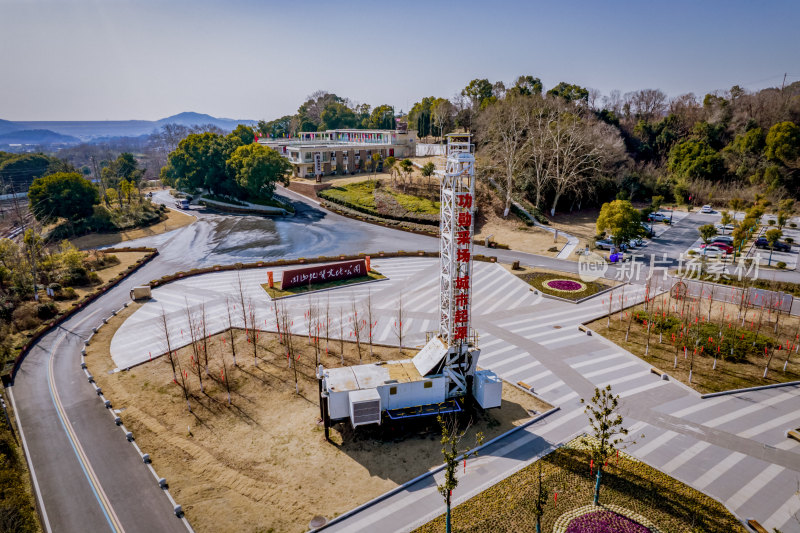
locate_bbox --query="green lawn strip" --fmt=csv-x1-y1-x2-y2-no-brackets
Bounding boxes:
0,394,41,532
516,271,611,301
414,439,744,533
261,270,386,298
387,189,440,214
319,180,377,209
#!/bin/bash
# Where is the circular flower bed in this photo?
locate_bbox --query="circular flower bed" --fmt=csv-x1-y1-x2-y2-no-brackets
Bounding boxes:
565,510,651,533
544,279,586,292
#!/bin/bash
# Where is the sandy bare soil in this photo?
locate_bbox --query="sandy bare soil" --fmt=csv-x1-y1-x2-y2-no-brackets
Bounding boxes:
89,309,544,533
70,209,196,249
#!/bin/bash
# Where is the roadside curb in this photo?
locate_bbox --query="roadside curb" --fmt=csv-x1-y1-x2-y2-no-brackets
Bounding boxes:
84,312,195,532
310,406,561,531
700,380,800,399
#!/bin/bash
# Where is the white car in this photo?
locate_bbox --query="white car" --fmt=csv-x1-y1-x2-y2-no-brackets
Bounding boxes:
692,245,725,257
714,223,735,232
701,205,713,213
649,212,669,222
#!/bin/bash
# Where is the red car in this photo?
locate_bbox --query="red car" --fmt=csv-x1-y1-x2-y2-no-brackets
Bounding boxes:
701,242,734,254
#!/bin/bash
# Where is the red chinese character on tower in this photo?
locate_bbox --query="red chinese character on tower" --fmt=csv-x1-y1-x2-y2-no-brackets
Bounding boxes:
455,293,469,306
454,309,469,323
455,275,470,290
457,248,471,262
457,230,471,245
457,193,473,209
454,326,468,340
458,212,472,228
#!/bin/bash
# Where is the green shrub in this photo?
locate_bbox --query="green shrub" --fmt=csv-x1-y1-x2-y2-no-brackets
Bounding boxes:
12,304,39,331
36,302,58,320
785,237,794,244
54,287,77,301
767,219,776,225
790,222,797,228
777,261,787,269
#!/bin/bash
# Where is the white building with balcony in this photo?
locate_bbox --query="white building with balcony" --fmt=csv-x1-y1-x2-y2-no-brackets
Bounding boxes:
257,127,417,179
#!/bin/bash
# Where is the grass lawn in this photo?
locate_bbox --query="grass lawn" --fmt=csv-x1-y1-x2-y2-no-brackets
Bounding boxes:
261,270,386,299
414,438,745,533
586,294,800,394
88,305,543,532
388,189,439,214
510,266,613,301
320,180,377,209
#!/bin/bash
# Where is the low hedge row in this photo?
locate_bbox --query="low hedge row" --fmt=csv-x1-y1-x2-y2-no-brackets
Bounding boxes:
318,188,440,226
149,251,498,287
318,199,439,236
4,248,159,382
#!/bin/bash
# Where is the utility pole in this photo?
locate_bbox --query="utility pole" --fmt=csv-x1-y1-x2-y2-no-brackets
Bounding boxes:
781,73,787,91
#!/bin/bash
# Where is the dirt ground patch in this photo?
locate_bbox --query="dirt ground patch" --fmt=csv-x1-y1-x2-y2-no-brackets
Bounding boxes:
546,208,601,249
585,290,800,394
89,310,543,533
473,182,565,256
69,208,195,249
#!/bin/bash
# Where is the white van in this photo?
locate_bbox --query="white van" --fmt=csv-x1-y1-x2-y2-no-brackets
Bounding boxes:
175,198,190,209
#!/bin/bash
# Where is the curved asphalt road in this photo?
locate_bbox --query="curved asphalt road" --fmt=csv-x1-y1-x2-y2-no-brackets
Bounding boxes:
8,188,799,532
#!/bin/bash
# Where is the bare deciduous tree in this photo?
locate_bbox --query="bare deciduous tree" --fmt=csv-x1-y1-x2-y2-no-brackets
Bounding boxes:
394,295,406,349
225,297,238,367
159,306,178,382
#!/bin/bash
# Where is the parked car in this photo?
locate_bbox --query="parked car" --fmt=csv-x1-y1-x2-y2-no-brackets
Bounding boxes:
701,205,713,213
640,222,654,237
712,235,734,245
595,239,628,251
627,237,645,247
702,242,734,254
693,245,726,257
755,237,792,252
714,223,735,232
648,212,668,222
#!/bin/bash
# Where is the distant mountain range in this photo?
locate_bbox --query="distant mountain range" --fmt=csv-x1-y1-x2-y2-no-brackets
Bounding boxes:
0,112,257,146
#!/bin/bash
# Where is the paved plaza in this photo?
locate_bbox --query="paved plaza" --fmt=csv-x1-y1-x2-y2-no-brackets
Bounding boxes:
112,257,800,532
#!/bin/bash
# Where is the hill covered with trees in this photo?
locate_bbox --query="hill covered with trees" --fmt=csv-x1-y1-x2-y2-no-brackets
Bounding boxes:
408,77,800,214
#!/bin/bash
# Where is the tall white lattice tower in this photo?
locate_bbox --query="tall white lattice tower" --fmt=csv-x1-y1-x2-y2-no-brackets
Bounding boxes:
438,134,476,398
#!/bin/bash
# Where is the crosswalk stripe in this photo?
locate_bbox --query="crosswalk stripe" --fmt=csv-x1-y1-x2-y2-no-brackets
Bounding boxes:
692,451,746,490
764,490,800,532
726,464,784,510
660,441,711,473
632,429,677,458
737,411,800,439
571,352,623,369
583,361,640,378
667,395,731,419
704,391,797,428
618,379,669,398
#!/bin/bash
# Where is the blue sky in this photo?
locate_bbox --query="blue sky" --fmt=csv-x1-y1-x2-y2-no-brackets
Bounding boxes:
1,0,798,121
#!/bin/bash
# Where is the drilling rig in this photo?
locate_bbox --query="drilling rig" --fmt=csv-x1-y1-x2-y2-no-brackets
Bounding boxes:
317,134,502,436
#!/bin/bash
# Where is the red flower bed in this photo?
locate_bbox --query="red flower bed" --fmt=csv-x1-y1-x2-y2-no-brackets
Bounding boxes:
565,510,650,533
545,279,585,292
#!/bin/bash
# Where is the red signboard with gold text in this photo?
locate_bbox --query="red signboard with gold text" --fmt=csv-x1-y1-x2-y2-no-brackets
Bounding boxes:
281,259,367,289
